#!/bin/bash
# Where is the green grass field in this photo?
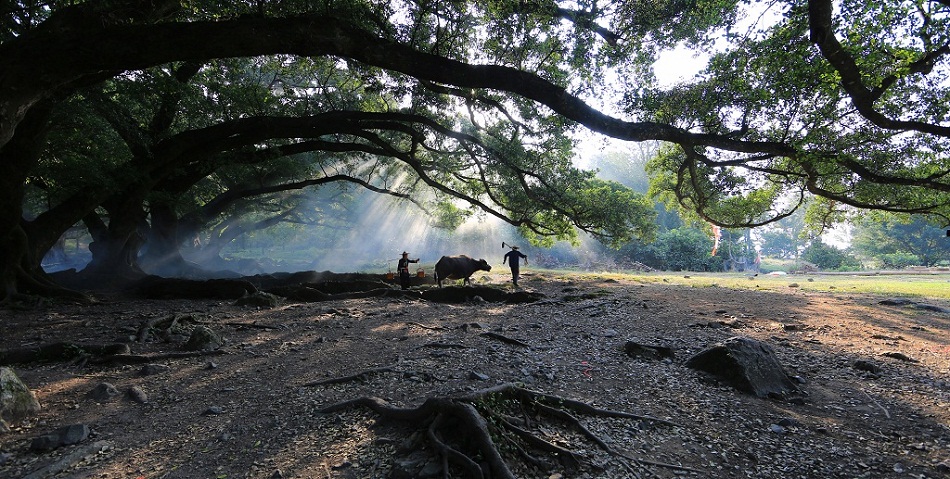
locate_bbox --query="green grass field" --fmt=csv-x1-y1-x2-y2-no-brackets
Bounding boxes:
525,269,950,300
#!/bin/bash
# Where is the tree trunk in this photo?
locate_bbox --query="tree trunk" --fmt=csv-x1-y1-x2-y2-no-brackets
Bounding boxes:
140,201,206,277
0,100,73,301
80,196,148,282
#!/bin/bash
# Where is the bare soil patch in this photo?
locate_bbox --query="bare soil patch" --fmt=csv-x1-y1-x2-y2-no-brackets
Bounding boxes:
1,272,949,478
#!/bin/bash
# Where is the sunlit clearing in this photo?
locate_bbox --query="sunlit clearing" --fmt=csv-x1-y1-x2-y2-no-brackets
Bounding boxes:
308,192,518,273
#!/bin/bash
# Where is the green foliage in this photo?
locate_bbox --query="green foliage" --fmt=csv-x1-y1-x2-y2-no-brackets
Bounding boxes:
638,1,950,228
654,227,719,271
851,213,950,267
10,0,950,287
801,241,862,271
877,252,921,269
617,226,720,271
430,201,471,230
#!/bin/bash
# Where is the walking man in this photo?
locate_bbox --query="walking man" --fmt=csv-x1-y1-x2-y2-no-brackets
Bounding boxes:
503,246,528,288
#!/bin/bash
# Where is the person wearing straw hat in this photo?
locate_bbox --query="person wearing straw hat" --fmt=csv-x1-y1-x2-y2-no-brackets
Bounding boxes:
503,245,528,288
397,251,420,290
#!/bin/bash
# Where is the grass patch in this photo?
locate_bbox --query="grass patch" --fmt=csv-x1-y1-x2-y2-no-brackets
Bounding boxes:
526,268,950,300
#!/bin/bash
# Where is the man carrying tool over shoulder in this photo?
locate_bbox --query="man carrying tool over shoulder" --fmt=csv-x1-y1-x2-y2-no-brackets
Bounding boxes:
503,245,527,288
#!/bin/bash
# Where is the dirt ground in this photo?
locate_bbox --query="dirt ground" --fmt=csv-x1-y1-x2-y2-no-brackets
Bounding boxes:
1,271,949,479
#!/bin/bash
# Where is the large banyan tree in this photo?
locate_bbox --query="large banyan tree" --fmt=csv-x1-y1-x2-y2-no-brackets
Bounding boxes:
1,0,949,300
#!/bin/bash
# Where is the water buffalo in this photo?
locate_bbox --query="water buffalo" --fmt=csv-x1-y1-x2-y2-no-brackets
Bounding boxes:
434,255,491,288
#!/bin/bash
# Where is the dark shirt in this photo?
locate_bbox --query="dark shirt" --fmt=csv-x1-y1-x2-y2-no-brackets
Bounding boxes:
398,257,418,273
503,250,527,268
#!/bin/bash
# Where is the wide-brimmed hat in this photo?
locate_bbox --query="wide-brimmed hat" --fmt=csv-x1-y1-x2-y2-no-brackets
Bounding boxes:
401,251,409,255
511,246,520,250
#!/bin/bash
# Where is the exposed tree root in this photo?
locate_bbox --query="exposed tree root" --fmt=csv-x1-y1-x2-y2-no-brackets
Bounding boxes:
406,321,447,330
480,331,530,347
92,349,227,365
20,440,113,479
10,264,97,305
0,342,130,366
137,313,277,344
0,337,227,366
421,342,470,349
318,383,685,478
137,313,207,343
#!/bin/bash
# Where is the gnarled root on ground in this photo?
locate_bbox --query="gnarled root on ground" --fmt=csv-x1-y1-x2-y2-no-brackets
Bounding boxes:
318,383,681,478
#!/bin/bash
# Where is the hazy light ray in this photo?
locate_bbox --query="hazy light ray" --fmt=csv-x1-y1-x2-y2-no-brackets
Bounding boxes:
306,187,518,273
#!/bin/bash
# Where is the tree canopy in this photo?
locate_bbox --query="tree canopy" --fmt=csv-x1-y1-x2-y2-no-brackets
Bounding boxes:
2,0,950,300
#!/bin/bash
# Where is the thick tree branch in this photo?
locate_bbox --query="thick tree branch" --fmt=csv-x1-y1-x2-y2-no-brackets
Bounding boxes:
808,0,950,137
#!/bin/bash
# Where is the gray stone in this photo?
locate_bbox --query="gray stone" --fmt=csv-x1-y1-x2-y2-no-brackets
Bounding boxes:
87,382,121,401
127,386,148,403
854,360,882,374
140,363,171,376
184,326,224,351
418,459,443,478
777,417,801,428
468,372,490,381
685,336,798,398
0,367,41,423
29,422,88,451
58,424,90,445
623,341,675,360
30,434,60,451
235,291,281,308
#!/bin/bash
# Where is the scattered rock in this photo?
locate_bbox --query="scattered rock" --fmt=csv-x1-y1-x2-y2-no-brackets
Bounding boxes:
879,298,950,313
183,325,224,351
204,406,224,415
87,382,120,401
30,424,90,451
854,360,882,374
468,372,490,381
235,291,281,308
0,367,41,423
623,341,675,360
882,351,918,362
777,417,801,428
422,286,544,304
140,363,171,376
127,386,148,403
879,298,915,306
685,336,798,398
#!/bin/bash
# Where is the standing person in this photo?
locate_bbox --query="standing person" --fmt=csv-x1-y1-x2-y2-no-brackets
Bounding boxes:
397,251,419,290
503,246,528,288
